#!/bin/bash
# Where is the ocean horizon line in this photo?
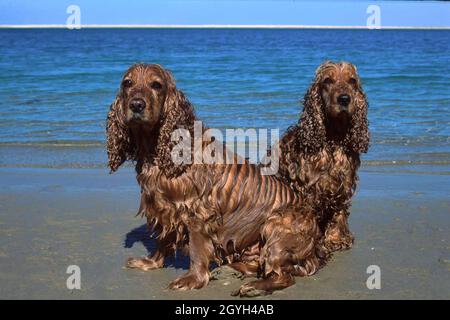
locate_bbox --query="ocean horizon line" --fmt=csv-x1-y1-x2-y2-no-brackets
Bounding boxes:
1,24,450,30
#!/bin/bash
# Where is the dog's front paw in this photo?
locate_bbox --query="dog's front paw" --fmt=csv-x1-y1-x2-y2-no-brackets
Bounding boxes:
126,257,163,271
169,272,209,291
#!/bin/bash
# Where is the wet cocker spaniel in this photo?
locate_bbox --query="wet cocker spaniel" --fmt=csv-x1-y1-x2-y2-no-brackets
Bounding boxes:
106,64,326,296
279,61,369,252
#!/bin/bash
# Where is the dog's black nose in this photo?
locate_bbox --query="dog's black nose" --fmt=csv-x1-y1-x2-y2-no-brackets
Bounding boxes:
337,94,351,107
130,99,146,113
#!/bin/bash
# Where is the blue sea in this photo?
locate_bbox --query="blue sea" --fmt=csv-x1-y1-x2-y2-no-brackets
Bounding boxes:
0,29,449,170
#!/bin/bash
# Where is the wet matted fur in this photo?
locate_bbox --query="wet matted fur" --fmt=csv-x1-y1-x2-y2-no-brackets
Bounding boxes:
279,61,369,252
106,63,327,296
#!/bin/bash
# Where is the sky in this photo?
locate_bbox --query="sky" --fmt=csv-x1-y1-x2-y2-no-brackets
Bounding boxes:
0,0,449,27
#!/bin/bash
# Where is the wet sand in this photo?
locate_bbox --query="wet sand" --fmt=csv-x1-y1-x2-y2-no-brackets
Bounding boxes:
0,166,449,299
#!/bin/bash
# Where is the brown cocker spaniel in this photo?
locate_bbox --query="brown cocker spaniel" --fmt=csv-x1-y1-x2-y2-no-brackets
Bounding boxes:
278,61,369,252
106,64,327,296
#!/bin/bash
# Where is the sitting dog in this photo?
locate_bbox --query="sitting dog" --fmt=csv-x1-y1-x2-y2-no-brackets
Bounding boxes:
106,63,327,296
278,61,370,252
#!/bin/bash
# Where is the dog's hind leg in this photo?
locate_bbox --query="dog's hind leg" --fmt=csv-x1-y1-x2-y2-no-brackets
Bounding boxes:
211,243,261,280
232,272,296,297
233,208,321,297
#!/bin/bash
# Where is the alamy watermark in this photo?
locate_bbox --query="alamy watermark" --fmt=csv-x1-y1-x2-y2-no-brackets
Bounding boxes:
366,5,381,29
66,265,81,290
170,121,280,175
366,265,381,290
66,5,81,29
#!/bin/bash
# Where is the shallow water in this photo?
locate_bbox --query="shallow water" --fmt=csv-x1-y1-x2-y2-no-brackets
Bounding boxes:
0,29,449,169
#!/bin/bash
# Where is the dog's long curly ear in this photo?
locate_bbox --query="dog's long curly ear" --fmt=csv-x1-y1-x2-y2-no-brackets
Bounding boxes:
106,96,135,172
347,64,369,153
154,67,196,178
296,63,329,154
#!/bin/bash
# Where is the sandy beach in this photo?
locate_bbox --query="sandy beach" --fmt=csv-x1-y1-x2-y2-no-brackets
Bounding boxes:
0,0,449,303
0,165,448,300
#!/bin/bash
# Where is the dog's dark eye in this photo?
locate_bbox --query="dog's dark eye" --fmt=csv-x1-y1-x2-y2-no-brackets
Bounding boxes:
323,78,334,85
348,78,358,85
151,81,162,90
122,79,133,88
